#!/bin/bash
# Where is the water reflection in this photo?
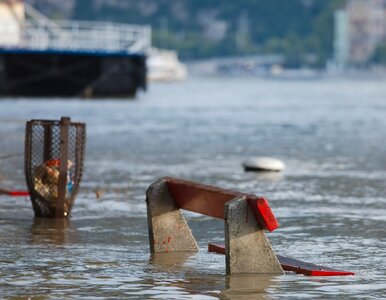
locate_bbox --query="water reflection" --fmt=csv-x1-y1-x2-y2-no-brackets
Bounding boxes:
30,218,77,245
148,253,278,300
146,252,224,299
221,274,277,300
149,252,195,268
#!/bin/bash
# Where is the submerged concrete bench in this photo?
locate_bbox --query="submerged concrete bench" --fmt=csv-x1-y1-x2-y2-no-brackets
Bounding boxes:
146,177,355,276
146,176,283,274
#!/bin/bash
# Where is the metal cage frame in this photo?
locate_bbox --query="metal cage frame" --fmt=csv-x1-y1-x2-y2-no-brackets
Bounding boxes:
25,117,86,218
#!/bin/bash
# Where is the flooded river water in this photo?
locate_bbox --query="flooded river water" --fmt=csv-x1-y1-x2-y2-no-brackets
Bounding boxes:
0,76,385,299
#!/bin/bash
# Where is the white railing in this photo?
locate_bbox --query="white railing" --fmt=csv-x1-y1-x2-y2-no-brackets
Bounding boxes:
0,20,151,54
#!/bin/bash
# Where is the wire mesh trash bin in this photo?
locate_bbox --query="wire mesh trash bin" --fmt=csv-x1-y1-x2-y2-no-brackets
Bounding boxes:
25,117,86,218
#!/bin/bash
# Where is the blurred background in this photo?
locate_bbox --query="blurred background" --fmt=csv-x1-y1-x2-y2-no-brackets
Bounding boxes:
0,0,385,95
14,0,386,65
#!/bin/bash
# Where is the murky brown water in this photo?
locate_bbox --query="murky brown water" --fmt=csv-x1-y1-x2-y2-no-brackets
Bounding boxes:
0,77,385,298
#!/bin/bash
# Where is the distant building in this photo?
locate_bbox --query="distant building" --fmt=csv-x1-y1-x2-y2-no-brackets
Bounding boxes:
334,0,386,67
334,9,349,69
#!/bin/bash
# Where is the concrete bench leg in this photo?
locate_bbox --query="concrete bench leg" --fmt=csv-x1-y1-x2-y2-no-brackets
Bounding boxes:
146,178,198,253
225,196,283,275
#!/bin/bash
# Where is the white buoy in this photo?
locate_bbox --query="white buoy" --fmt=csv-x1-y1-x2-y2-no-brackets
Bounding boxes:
242,157,285,172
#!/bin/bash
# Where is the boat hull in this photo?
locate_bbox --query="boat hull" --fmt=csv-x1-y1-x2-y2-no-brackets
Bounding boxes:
0,50,147,97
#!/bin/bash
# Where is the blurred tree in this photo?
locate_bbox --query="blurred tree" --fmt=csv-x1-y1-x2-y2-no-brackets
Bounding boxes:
72,0,94,20
372,44,386,65
68,0,347,67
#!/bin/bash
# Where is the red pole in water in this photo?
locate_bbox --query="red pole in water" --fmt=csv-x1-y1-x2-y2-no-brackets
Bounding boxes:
0,188,29,197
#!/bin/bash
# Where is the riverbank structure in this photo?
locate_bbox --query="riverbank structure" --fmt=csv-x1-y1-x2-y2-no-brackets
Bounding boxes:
0,0,151,97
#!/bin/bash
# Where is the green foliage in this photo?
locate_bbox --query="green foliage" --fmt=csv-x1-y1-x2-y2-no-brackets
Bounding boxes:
372,44,386,64
70,0,347,67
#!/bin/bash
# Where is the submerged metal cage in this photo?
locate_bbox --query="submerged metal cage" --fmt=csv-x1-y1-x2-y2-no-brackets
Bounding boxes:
25,117,86,218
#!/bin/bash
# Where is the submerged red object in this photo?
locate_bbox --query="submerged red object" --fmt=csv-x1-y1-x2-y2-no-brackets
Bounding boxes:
0,188,29,197
208,243,354,277
277,254,355,276
8,191,30,197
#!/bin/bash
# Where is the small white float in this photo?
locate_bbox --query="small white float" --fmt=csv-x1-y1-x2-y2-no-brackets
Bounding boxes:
242,157,285,172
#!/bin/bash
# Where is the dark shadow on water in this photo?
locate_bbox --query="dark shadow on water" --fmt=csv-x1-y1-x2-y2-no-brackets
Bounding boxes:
30,217,78,245
247,171,284,182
